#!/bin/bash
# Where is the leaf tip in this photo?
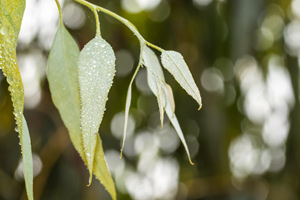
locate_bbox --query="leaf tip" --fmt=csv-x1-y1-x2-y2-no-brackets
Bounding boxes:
198,104,202,111
188,157,195,165
87,174,93,187
120,151,123,158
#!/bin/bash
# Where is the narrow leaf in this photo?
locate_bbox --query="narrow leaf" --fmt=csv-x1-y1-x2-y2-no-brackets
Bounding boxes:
142,46,165,80
165,102,194,165
94,136,116,200
161,51,202,109
147,70,165,128
21,116,34,200
47,23,116,199
78,36,115,184
0,1,34,199
147,70,193,165
120,83,132,158
143,46,166,127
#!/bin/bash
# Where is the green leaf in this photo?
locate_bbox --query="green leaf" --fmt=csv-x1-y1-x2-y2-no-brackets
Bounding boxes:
143,46,166,127
93,136,116,200
47,22,116,200
120,83,132,158
0,1,34,199
47,23,82,156
147,71,194,164
161,51,202,109
78,36,115,184
21,116,34,200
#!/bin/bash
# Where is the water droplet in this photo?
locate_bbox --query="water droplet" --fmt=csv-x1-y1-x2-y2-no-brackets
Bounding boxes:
0,26,9,35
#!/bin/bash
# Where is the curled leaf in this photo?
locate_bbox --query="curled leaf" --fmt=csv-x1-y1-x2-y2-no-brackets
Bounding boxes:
78,36,115,184
161,50,202,109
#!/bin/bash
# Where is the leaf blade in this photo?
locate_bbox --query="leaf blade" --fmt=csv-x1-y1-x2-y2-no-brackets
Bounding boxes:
21,116,34,200
47,23,116,199
161,51,202,109
78,36,115,184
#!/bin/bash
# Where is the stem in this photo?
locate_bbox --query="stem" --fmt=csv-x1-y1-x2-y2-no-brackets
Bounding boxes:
74,0,164,52
74,0,101,37
54,0,63,24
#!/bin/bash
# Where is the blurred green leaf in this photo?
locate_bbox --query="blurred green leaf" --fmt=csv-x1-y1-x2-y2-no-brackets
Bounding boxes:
21,116,33,200
161,51,202,109
78,36,115,184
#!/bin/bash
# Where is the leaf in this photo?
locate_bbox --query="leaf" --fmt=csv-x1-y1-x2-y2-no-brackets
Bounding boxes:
78,36,115,184
93,136,116,200
0,1,34,199
21,116,34,200
165,101,194,165
161,51,202,109
47,22,116,199
143,46,166,127
146,62,194,165
120,83,132,158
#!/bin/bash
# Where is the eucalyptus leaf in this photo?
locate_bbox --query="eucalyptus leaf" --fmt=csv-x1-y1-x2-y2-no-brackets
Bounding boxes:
147,69,193,165
78,36,115,184
161,51,202,109
47,22,116,199
21,116,33,200
120,83,132,158
143,46,167,127
0,1,34,199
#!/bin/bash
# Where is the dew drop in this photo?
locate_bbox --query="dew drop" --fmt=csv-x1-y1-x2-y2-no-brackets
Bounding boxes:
0,26,9,35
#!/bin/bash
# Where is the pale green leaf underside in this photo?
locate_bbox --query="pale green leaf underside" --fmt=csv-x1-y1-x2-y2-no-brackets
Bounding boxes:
22,116,34,200
161,50,202,109
0,1,34,200
47,23,116,199
78,36,115,184
144,48,194,164
142,46,166,127
120,83,132,158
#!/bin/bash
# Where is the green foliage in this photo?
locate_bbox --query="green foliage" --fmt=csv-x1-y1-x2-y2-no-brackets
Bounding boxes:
0,1,33,200
78,35,115,185
0,0,202,199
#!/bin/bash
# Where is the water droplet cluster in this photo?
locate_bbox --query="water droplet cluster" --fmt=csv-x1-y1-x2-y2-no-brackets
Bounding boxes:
78,36,116,169
0,5,25,136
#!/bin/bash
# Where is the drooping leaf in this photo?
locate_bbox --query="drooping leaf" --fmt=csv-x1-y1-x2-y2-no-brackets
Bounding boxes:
47,21,116,199
93,136,116,200
142,46,165,80
120,83,132,158
143,46,166,127
146,61,194,165
165,100,194,165
0,1,34,199
78,36,115,184
161,50,202,109
47,23,82,155
21,116,34,200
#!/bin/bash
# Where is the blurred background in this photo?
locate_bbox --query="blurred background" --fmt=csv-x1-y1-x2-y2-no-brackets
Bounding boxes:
0,0,299,199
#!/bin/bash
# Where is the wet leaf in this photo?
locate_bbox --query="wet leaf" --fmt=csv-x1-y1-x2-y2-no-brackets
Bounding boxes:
161,50,202,109
0,1,34,199
47,21,116,199
78,36,115,184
